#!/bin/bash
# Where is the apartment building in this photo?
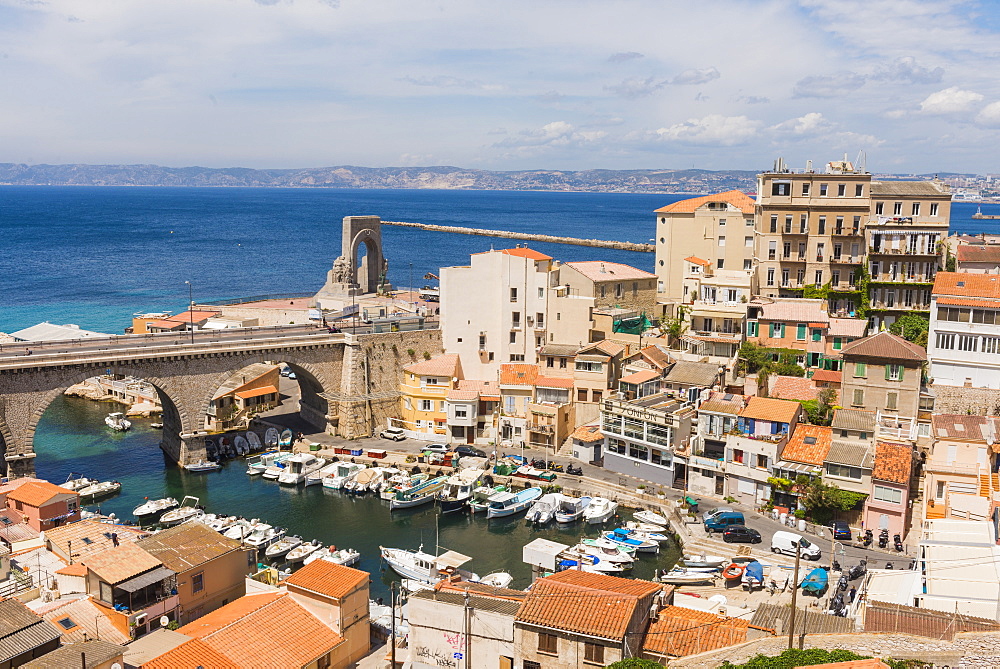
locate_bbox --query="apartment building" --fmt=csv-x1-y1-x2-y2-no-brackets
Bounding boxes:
924,414,998,522
955,243,1000,273
498,363,539,447
681,267,751,363
653,190,756,302
865,440,914,537
746,297,866,370
928,272,1000,389
865,180,951,330
399,354,463,441
601,392,696,489
840,331,927,417
445,379,499,446
730,397,803,507
688,392,746,499
440,247,553,379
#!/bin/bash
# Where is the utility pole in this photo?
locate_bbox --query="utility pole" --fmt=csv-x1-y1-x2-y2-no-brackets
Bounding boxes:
788,540,802,649
464,590,471,669
390,581,397,669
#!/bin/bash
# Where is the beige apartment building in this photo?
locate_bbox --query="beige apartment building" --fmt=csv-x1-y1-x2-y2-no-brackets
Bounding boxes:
654,190,756,304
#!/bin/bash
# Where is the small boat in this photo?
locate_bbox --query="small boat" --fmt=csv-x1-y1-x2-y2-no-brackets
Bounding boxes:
603,528,658,553
469,484,507,514
277,453,326,485
438,468,486,514
305,546,362,567
555,495,591,523
512,465,556,482
620,525,670,543
380,545,480,584
150,422,163,429
742,560,765,589
244,524,285,550
305,462,340,487
681,554,727,569
247,431,262,451
768,569,790,593
322,462,366,490
105,412,132,431
286,540,322,563
184,460,221,472
478,572,514,588
525,493,561,524
264,535,302,560
160,496,203,526
575,542,634,567
723,563,745,581
558,551,624,574
486,487,543,519
204,515,239,532
247,451,291,476
133,496,179,521
583,497,618,524
78,480,122,501
278,428,294,448
223,518,260,541
582,536,637,557
626,521,668,534
234,435,249,456
800,567,829,595
633,510,668,526
264,427,280,448
366,467,402,493
345,467,382,494
60,473,97,492
379,471,428,499
658,568,718,585
262,459,288,480
390,476,449,510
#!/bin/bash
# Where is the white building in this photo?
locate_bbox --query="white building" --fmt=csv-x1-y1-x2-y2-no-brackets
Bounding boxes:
440,247,554,379
928,272,1000,388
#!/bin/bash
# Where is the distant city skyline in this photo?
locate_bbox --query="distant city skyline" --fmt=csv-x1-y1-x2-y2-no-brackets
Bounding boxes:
2,0,999,174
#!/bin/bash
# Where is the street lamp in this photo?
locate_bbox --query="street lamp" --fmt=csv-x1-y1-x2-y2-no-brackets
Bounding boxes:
409,263,414,308
185,281,195,344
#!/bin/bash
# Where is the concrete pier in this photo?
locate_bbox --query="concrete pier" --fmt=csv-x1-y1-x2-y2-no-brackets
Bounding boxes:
382,220,655,253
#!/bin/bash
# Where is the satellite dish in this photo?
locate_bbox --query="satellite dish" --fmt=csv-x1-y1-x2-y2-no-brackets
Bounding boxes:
112,664,122,669
159,616,170,628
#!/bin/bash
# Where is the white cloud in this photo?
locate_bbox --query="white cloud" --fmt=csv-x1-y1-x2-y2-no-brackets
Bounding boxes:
976,102,1000,128
920,86,984,114
769,112,832,136
401,75,503,92
670,67,720,85
793,72,866,98
605,76,667,99
872,56,943,84
608,51,643,63
655,114,761,145
493,121,607,155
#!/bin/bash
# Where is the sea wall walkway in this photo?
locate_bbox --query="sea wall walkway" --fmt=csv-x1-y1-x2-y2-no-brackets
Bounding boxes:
381,220,655,253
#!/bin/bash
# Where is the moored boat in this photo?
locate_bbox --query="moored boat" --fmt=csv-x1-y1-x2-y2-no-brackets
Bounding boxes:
244,524,284,551
278,428,294,448
305,546,361,567
264,427,280,448
286,539,323,563
60,473,97,492
525,493,560,524
380,545,480,584
468,484,507,514
582,536,637,557
277,453,326,485
246,431,262,451
105,412,131,431
322,462,366,490
680,554,727,568
658,568,718,585
633,510,668,526
573,542,634,567
800,567,829,594
305,462,340,487
78,480,122,502
555,495,591,523
160,496,203,526
390,476,448,510
133,496,179,521
437,468,486,514
184,460,221,473
559,550,624,574
486,487,543,519
602,528,659,553
583,497,618,524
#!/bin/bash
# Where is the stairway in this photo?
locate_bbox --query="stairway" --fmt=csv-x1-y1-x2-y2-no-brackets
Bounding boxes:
978,473,999,498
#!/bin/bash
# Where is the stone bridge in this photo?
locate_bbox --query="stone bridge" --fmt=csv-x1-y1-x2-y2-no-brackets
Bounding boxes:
0,325,442,477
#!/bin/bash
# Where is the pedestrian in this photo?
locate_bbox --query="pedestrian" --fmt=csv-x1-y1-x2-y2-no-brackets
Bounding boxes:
848,586,856,603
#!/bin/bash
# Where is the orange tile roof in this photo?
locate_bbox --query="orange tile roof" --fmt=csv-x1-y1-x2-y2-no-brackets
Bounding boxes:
234,384,277,400
933,271,1000,299
811,369,842,384
580,339,626,357
55,563,88,577
957,245,1000,264
283,560,369,600
178,592,344,668
404,353,462,378
873,441,913,485
534,375,574,389
642,605,752,658
565,261,657,282
472,247,553,261
839,331,926,363
84,540,164,585
620,369,661,384
769,376,820,402
499,364,539,386
739,396,801,424
937,296,1000,308
6,480,75,507
516,571,663,641
143,638,241,669
781,424,834,466
571,424,604,443
683,256,711,267
0,477,45,496
655,190,755,215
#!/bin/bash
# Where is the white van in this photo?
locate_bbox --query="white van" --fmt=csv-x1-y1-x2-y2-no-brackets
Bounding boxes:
770,531,821,560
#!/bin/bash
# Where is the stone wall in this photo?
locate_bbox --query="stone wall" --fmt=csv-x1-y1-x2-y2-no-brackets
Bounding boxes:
663,630,1000,668
931,385,1000,416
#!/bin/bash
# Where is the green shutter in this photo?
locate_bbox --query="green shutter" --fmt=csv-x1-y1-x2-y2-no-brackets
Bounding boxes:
885,364,891,381
778,323,785,338
769,322,776,337
797,323,806,340
812,328,821,342
854,362,866,378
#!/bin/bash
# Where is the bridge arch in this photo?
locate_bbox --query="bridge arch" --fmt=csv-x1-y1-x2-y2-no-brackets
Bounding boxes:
351,228,384,294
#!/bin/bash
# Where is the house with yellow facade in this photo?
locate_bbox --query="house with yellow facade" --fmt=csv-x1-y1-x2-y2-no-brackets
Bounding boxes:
399,354,463,442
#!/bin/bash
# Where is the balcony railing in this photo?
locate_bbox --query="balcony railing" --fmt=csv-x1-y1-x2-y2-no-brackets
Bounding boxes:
527,423,555,434
830,256,861,264
869,247,936,256
832,228,863,236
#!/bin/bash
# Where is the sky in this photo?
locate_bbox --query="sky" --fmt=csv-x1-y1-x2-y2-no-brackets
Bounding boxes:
1,0,1000,174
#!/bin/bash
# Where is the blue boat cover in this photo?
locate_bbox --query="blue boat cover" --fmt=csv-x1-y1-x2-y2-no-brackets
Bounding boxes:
744,561,764,582
800,567,828,591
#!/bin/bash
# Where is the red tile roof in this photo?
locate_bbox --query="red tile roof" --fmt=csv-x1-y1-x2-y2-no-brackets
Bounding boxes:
571,424,604,443
770,375,820,402
933,272,1000,299
55,563,88,577
404,354,462,378
781,424,834,466
283,560,369,600
683,256,711,267
839,331,926,363
957,245,1000,264
472,247,552,261
533,375,574,389
620,369,660,384
655,190,755,215
936,296,1000,308
143,638,241,669
234,385,278,400
499,364,539,386
873,441,913,485
739,396,801,424
84,541,164,585
642,605,753,658
6,480,75,507
811,369,842,384
565,261,657,282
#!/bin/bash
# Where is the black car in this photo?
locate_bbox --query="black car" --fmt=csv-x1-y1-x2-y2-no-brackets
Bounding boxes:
453,446,487,458
722,525,762,544
829,520,852,541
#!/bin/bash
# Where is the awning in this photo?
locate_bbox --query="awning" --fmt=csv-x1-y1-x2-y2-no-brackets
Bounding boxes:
774,460,819,475
435,550,472,570
235,385,278,400
116,566,175,593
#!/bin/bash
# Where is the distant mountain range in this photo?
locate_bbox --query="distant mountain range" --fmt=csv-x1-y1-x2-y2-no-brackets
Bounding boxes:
0,163,760,193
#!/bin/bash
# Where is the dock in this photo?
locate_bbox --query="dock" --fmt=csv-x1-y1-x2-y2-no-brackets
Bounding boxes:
382,220,655,253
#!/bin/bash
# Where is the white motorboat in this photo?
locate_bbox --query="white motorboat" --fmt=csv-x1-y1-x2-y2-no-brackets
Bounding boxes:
279,428,294,448
105,412,131,431
223,518,262,541
681,554,728,568
438,468,486,514
150,422,163,429
380,545,480,584
626,521,669,534
389,476,448,510
369,468,401,493
160,496,203,526
247,431,262,451
265,535,304,560
560,548,624,574
582,537,638,558
244,524,284,550
487,487,543,519
525,493,561,524
583,497,618,524
286,540,323,563
345,467,382,494
234,435,249,456
305,462,340,487
621,525,670,543
264,427,280,448
206,515,239,532
277,453,326,485
247,451,289,476
658,568,718,585
478,572,514,588
574,542,634,567
603,528,659,553
78,480,122,502
468,485,507,514
60,473,97,492
322,462,366,490
305,546,362,567
555,495,592,523
132,496,178,521
184,460,221,472
633,510,668,526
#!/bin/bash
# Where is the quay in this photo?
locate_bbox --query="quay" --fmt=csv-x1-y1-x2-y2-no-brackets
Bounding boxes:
382,219,655,252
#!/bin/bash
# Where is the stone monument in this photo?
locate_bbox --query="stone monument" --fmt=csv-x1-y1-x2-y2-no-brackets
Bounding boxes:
312,215,391,309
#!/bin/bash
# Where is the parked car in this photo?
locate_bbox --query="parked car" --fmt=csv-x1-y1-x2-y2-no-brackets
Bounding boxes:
702,506,734,522
453,446,486,458
379,428,406,442
722,525,762,544
771,531,822,560
704,511,745,533
421,443,449,454
829,520,852,541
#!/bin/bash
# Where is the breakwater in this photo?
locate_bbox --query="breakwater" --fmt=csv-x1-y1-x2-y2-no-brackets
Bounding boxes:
382,220,655,252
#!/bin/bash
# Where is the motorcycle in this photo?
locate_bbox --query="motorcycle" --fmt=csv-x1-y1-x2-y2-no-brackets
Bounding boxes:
530,458,546,468
885,561,894,570
847,560,867,581
878,529,889,549
862,529,873,548
893,534,904,552
547,462,564,472
837,574,848,592
829,592,847,616
565,464,583,476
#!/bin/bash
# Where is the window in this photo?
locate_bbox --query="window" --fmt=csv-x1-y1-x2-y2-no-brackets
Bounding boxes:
770,215,778,233
479,334,486,349
719,218,726,226
853,389,864,406
886,391,898,410
854,362,866,377
510,287,517,302
404,397,412,410
420,399,433,411
559,357,567,368
756,454,768,469
536,312,544,327
510,354,525,362
796,323,807,340
820,184,828,196
772,181,791,196
814,270,823,287
973,309,998,324
524,662,541,669
874,201,884,215
509,331,517,344
958,335,978,352
783,242,791,258
512,312,521,328
575,361,603,372
745,235,754,248
833,337,843,350
538,287,544,299
818,216,826,234
629,442,649,460
912,202,921,216
192,571,204,593
930,202,939,216
798,242,806,258
873,485,903,504
827,463,863,480
802,182,810,195
100,582,113,603
799,214,807,234
837,184,846,196
784,216,793,234
744,259,753,271
893,202,902,215
984,337,1000,354
781,269,790,287
886,364,903,381
812,328,822,342
615,283,623,298
716,259,725,269
766,268,775,286
579,388,589,402
584,643,605,664
935,333,955,349
832,269,841,286
768,241,777,260
632,282,639,296
538,633,557,654
454,406,468,419
855,184,864,197
816,243,825,261
747,321,758,337
732,448,744,464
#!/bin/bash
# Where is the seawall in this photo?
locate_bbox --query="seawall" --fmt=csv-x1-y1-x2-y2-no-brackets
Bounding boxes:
382,220,654,253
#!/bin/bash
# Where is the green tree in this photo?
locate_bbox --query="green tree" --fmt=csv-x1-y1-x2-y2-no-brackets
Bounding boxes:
738,342,770,374
662,306,688,346
757,366,770,398
946,250,957,272
604,659,663,669
889,312,930,348
799,477,867,523
772,353,806,377
721,648,873,668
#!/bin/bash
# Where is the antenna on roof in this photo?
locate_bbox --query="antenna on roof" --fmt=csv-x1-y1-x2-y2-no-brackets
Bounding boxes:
856,150,867,174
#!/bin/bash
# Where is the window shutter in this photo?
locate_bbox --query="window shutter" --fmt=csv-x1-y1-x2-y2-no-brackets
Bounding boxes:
797,323,806,339
884,365,891,381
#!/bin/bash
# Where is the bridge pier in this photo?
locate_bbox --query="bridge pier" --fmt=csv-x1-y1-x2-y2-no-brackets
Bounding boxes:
162,431,209,467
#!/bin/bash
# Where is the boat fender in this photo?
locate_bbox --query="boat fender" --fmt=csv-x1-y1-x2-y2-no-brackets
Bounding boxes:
723,563,745,580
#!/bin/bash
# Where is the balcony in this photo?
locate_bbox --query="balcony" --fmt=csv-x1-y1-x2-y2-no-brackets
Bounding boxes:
868,247,937,256
527,423,555,434
689,454,726,472
876,411,917,441
832,228,862,236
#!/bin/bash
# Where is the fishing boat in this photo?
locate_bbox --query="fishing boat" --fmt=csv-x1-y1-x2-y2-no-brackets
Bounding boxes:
390,476,449,510
525,493,561,524
555,495,591,523
680,554,727,568
278,428,294,448
574,542,634,567
160,496,203,526
658,568,718,585
367,467,402,493
486,487,543,519
277,453,326,485
379,471,428,499
633,510,668,526
468,484,507,514
479,572,514,588
602,528,659,553
512,465,557,482
286,540,323,563
437,468,486,514
265,534,304,560
132,496,179,521
244,524,284,551
345,467,382,494
380,545,480,584
742,560,765,589
264,427,280,448
60,473,97,492
78,480,122,502
800,567,829,595
305,546,361,567
184,460,221,473
558,550,624,574
620,524,670,543
583,497,618,524
246,451,286,475
234,435,249,456
247,431,262,451
304,462,340,487
322,462,366,490
105,412,132,431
